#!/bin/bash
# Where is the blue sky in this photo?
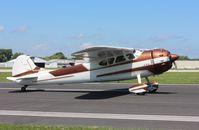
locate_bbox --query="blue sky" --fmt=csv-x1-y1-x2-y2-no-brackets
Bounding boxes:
0,0,199,58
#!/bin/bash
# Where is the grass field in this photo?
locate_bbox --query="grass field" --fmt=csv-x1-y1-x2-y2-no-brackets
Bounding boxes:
119,72,199,84
0,124,145,130
0,72,199,84
0,67,12,70
0,72,11,82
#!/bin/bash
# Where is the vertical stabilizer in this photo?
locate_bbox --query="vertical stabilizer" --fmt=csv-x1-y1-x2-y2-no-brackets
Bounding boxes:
12,55,38,77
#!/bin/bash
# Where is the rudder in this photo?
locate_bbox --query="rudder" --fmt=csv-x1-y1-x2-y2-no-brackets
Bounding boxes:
12,55,38,77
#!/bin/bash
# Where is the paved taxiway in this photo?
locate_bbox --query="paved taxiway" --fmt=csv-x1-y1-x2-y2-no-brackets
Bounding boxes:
0,83,199,129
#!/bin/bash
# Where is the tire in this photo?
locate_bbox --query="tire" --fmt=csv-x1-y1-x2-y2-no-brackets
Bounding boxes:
21,85,28,92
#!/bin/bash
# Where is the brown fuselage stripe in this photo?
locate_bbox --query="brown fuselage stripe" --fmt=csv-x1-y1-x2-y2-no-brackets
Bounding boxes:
97,61,172,77
13,67,40,77
49,64,88,77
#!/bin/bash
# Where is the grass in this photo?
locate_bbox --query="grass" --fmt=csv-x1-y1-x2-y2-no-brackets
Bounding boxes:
0,67,12,70
0,72,199,84
0,124,147,130
0,72,11,82
149,72,199,84
115,72,199,84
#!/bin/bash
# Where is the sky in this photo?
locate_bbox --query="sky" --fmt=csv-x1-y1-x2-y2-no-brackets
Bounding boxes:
0,0,199,58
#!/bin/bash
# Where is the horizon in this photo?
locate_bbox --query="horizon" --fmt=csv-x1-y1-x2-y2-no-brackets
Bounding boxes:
0,0,199,58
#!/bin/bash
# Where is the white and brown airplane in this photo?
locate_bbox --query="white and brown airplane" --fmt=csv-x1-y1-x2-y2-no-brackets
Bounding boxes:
7,46,178,95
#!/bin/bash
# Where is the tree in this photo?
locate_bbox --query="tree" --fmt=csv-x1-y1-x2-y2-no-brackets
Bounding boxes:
43,52,66,60
178,56,190,60
51,52,66,59
0,49,13,62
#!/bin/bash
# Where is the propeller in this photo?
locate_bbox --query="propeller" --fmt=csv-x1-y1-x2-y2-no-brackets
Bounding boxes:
173,61,177,69
170,54,179,69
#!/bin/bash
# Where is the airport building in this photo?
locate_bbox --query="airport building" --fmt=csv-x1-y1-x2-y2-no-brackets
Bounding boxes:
0,57,85,69
173,60,199,69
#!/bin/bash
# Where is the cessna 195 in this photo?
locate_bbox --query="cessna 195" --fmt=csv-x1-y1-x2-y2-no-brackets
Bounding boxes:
7,46,178,95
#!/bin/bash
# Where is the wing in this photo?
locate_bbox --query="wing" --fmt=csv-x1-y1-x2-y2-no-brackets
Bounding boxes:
72,46,135,60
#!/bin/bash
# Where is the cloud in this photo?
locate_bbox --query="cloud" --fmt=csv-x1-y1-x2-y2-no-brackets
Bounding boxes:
33,44,49,51
68,33,101,40
15,26,29,33
0,26,5,32
149,34,187,43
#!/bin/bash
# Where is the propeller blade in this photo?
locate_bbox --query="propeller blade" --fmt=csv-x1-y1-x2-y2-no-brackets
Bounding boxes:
173,61,177,69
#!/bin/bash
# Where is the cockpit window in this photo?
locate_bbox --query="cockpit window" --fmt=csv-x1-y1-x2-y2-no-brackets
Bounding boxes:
115,55,126,63
99,60,108,66
126,53,135,60
108,57,115,65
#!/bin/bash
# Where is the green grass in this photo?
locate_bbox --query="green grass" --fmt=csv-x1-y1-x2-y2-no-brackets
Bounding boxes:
0,67,12,70
0,72,11,82
149,72,199,84
0,72,199,84
0,124,146,130
118,72,199,84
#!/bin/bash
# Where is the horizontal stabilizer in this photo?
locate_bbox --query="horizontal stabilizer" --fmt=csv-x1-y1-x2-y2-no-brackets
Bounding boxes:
7,76,38,85
7,77,18,82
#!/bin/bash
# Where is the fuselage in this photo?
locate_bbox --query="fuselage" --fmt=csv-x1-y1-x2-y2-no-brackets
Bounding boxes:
13,49,177,86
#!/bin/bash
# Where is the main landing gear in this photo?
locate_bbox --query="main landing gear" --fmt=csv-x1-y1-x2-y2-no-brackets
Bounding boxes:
128,74,159,95
21,85,28,92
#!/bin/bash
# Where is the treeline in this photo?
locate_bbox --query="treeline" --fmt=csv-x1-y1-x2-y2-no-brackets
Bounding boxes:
177,56,199,60
178,56,190,60
0,49,23,62
43,52,67,60
0,49,67,62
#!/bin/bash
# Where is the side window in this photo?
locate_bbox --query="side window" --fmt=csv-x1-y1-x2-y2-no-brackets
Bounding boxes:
99,60,108,66
108,57,115,65
126,53,135,60
115,55,126,63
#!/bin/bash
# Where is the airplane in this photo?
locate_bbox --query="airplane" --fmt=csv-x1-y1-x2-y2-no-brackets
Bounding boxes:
7,46,179,95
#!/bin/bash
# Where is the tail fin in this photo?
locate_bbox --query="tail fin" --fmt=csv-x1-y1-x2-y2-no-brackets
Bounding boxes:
12,55,39,77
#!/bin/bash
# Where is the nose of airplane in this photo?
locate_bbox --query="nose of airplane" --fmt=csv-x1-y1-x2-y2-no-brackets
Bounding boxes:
170,54,179,62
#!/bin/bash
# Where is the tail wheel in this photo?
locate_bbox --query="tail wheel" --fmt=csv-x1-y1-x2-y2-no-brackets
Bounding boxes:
21,85,28,92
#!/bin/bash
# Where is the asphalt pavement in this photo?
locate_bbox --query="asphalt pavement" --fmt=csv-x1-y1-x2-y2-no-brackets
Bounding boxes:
0,83,199,129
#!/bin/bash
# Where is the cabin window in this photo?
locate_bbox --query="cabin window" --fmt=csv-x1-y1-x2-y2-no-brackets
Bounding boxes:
115,55,126,63
126,53,135,60
108,57,115,65
99,59,108,66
